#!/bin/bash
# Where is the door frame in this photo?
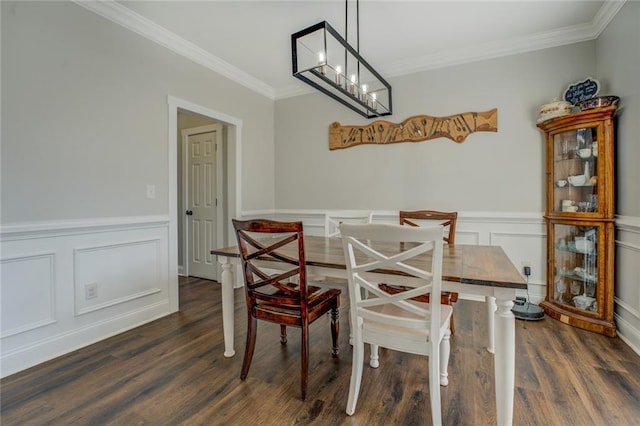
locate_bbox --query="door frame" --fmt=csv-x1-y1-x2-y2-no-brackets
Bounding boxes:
181,124,224,278
168,95,243,310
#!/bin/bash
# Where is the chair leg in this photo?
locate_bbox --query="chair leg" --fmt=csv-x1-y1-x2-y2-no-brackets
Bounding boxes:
301,322,309,400
330,304,339,357
280,324,287,344
346,336,364,415
429,350,443,425
241,315,258,380
449,312,456,335
369,344,379,368
440,328,451,386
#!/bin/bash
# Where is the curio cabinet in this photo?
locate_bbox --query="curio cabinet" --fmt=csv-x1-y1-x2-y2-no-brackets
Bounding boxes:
537,106,617,337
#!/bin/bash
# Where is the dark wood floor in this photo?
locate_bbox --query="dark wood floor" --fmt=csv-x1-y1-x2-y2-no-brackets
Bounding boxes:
2,276,640,425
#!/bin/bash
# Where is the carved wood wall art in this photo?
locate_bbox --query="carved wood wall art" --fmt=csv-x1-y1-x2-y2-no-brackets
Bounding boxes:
329,108,498,150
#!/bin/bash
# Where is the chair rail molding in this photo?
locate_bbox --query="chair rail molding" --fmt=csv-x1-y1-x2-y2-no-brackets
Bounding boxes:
0,215,169,241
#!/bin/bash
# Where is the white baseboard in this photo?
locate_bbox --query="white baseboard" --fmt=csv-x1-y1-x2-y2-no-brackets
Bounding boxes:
615,314,640,356
1,301,170,378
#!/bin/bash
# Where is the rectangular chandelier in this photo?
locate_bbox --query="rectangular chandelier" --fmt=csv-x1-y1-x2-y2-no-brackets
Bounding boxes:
291,21,392,119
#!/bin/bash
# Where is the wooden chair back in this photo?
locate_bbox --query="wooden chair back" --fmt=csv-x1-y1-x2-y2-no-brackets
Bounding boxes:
233,219,307,312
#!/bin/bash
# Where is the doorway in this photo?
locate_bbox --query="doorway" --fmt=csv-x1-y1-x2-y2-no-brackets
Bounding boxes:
182,124,223,280
169,95,242,295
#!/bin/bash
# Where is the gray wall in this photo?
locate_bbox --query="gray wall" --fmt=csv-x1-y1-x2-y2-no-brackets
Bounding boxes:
1,1,275,223
596,0,640,349
596,0,640,218
274,43,596,212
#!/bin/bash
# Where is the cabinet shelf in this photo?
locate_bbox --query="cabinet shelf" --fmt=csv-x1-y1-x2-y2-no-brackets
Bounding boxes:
554,245,596,255
554,156,595,164
560,272,597,285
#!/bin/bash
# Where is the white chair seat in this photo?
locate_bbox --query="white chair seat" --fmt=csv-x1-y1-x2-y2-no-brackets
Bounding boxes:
362,302,453,344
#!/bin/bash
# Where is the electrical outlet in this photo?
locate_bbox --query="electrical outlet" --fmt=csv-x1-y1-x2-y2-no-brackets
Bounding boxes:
146,184,156,199
85,283,98,300
521,260,532,277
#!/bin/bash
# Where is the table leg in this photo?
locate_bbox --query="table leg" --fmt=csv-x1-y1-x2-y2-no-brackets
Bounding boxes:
486,296,497,353
494,292,515,426
220,258,235,357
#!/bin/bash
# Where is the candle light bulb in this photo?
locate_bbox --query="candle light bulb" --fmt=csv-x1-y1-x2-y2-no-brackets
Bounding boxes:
318,51,326,75
349,74,357,95
371,93,378,111
335,65,343,86
361,84,368,103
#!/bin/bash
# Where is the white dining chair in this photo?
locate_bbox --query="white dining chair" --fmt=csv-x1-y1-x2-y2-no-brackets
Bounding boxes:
307,210,374,288
379,210,460,334
339,222,451,423
308,211,374,344
324,210,374,238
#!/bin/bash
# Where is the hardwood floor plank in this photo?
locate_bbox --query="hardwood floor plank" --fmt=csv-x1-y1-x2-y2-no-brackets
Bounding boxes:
2,276,640,425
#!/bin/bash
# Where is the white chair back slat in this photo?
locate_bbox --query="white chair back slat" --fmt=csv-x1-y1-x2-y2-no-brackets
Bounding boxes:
325,211,374,237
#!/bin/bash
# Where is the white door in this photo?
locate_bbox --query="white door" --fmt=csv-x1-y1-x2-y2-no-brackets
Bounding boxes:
186,126,221,280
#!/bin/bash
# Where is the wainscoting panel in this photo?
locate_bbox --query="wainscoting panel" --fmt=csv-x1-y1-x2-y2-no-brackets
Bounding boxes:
490,231,547,303
74,239,163,316
615,216,640,354
0,216,173,378
0,252,57,338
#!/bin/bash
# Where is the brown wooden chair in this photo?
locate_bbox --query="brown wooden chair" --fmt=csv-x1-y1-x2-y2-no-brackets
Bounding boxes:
379,210,459,333
232,219,341,400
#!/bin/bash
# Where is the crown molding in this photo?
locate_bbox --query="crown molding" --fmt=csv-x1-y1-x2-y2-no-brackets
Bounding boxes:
592,0,627,37
274,20,598,100
72,0,276,99
74,0,625,102
276,1,627,100
382,22,597,79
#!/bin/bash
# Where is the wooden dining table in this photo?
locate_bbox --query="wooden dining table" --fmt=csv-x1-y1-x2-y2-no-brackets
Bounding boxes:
211,235,526,426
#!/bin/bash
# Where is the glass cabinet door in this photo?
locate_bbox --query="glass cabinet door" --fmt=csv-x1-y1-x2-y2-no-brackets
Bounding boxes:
551,223,600,313
551,126,599,215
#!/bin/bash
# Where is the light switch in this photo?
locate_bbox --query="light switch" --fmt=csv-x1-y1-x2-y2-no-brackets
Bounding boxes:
146,184,156,199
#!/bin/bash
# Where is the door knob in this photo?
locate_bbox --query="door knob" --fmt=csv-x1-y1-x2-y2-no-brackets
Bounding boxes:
185,210,193,216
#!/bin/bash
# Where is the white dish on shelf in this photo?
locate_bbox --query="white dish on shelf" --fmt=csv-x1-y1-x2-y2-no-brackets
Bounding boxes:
575,238,595,253
568,175,587,186
573,295,596,310
573,267,596,280
578,148,591,159
537,111,570,123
